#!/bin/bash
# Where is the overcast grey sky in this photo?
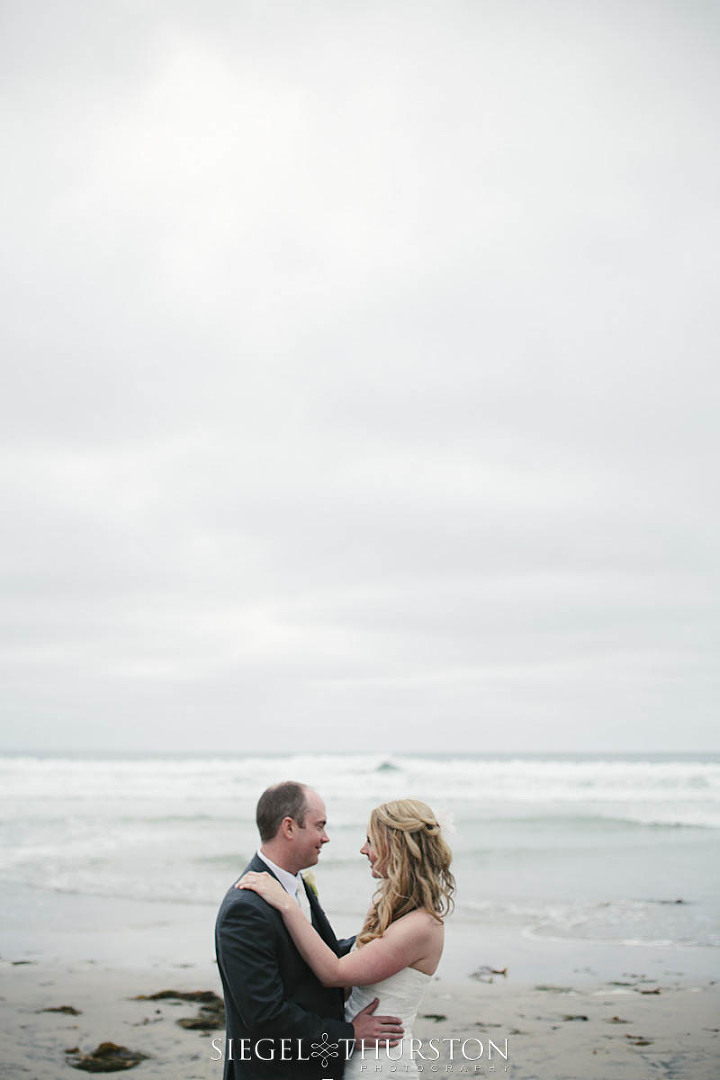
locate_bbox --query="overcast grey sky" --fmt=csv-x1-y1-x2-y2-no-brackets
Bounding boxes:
1,0,718,753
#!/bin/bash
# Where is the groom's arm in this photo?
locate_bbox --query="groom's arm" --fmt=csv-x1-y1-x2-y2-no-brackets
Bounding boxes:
219,898,354,1047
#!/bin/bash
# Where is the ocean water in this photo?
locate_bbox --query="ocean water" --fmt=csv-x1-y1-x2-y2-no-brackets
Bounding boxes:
1,753,719,982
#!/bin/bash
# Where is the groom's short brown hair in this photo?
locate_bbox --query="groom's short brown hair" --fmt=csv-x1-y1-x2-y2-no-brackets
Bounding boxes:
256,781,309,841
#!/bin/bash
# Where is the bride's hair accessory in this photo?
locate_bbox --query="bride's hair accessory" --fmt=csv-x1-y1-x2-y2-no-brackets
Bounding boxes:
434,807,456,835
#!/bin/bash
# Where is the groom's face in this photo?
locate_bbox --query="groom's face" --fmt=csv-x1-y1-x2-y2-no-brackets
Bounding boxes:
292,790,329,871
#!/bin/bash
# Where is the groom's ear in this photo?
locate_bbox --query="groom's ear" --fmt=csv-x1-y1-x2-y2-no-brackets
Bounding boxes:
280,815,296,839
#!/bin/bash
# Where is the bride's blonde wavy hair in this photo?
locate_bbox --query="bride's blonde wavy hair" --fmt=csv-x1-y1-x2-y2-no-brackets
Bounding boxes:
357,799,455,946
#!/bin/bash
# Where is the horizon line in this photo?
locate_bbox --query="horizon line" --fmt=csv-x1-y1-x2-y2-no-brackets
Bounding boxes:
1,748,719,758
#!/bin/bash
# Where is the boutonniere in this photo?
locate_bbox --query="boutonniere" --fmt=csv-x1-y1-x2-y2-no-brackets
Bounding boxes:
302,871,318,898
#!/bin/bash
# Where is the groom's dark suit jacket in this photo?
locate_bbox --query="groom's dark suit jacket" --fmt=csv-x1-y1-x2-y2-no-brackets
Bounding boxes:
215,854,356,1080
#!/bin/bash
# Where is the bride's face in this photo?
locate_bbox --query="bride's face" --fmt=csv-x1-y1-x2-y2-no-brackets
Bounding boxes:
360,827,384,878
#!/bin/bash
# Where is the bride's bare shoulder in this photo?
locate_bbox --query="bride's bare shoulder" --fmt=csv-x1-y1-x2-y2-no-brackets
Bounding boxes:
392,908,444,936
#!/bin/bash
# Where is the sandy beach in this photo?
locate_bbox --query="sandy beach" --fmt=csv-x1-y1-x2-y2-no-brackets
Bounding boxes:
2,952,718,1080
2,753,719,1078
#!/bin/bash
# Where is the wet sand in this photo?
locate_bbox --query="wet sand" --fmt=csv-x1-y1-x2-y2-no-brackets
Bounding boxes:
2,955,717,1079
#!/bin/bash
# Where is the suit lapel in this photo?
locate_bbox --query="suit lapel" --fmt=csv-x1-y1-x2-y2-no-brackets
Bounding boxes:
300,877,318,929
304,880,340,950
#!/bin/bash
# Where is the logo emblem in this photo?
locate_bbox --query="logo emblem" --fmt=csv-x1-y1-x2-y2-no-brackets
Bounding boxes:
311,1032,339,1069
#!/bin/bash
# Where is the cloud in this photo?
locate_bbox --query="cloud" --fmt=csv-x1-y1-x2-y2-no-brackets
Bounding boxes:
1,1,718,751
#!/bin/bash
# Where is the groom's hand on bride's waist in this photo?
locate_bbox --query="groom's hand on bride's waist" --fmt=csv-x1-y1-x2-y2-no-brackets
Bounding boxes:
351,997,404,1047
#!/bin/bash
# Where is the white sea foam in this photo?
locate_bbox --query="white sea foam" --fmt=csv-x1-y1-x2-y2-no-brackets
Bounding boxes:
1,754,719,950
1,753,719,809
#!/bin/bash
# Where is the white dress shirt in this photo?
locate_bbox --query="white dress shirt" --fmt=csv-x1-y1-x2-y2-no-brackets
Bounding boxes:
256,849,312,920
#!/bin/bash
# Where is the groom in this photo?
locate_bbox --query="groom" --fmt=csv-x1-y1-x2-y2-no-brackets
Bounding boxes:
215,781,403,1079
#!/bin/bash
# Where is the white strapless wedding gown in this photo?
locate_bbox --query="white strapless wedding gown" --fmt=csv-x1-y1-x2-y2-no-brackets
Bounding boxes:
343,966,432,1079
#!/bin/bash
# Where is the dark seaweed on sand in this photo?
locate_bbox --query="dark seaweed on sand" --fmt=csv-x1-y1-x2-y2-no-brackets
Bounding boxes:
65,1042,149,1072
131,988,225,1030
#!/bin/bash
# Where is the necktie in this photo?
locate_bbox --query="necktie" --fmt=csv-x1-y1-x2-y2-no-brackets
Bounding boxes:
295,877,312,923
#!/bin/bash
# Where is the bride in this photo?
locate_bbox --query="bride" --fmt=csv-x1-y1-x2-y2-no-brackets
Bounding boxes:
237,798,455,1078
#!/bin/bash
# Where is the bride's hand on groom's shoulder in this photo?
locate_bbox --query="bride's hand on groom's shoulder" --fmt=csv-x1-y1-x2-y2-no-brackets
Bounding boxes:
235,871,292,913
